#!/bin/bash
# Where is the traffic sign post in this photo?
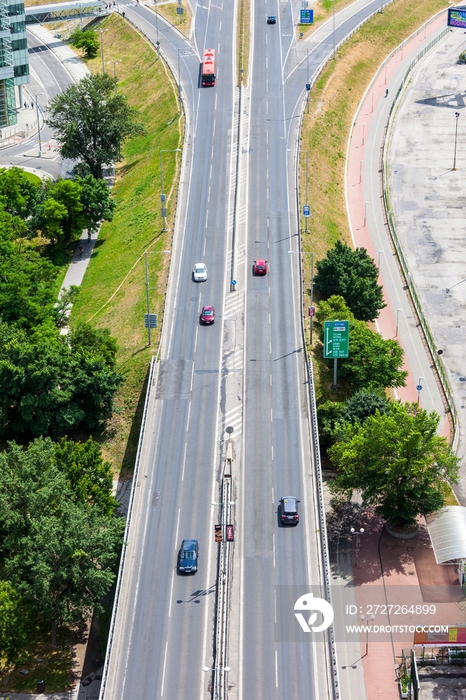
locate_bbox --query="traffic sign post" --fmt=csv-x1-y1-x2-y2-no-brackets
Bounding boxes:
300,8,314,23
323,320,350,388
303,205,311,217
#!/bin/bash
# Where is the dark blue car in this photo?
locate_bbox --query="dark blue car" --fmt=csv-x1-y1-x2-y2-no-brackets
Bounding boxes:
178,539,199,573
267,15,276,24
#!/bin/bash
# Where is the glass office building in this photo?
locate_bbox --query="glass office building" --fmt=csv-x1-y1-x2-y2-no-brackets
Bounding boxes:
0,0,29,127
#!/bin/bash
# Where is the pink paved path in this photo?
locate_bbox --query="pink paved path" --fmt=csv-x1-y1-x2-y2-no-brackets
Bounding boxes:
346,10,450,439
345,11,465,700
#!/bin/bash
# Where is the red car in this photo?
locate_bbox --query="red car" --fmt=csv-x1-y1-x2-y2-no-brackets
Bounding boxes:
200,305,215,324
253,259,268,275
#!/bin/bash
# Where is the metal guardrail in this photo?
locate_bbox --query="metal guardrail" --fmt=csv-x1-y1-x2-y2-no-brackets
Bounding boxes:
212,471,233,700
99,356,157,700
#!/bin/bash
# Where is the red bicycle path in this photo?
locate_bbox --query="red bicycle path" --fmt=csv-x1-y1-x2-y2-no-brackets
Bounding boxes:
344,11,465,700
346,10,450,438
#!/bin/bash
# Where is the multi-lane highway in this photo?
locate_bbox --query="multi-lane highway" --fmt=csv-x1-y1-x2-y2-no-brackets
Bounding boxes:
90,0,393,698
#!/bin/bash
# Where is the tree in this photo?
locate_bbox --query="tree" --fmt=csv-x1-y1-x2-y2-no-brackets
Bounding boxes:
0,249,58,329
0,321,123,437
0,439,124,644
69,28,99,59
316,295,406,390
317,391,390,450
46,74,146,179
0,580,32,665
55,437,118,515
328,402,459,527
341,389,390,424
0,166,41,221
338,319,407,390
77,174,115,232
315,241,386,321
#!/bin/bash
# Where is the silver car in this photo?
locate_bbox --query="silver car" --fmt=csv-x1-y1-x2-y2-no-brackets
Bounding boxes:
193,263,207,282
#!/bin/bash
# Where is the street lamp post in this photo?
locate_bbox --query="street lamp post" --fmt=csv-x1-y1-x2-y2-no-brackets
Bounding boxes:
350,527,364,567
395,308,402,337
160,149,181,231
100,28,108,75
360,615,375,655
145,250,171,345
417,377,425,405
108,59,122,91
288,250,314,345
33,93,45,157
453,112,460,171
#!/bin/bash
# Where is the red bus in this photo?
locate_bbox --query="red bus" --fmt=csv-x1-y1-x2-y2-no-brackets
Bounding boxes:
202,49,216,86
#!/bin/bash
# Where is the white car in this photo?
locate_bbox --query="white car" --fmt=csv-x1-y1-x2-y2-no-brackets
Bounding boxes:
193,263,207,282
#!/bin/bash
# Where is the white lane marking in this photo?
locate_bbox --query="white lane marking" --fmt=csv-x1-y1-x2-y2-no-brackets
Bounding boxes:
275,649,279,688
161,641,168,696
269,313,271,324
271,445,273,461
174,508,181,549
270,407,273,422
219,20,221,30
208,185,211,203
194,324,199,352
270,373,272,386
168,570,175,618
181,442,188,481
272,486,274,503
272,533,276,568
203,237,207,256
269,342,272,354
186,401,191,430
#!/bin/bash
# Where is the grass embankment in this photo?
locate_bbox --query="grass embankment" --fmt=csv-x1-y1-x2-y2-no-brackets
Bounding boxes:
69,14,182,475
155,0,192,37
299,0,448,405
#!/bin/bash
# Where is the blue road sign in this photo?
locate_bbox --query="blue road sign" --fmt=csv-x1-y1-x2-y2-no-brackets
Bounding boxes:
303,205,311,217
416,385,423,391
306,83,311,91
300,9,314,23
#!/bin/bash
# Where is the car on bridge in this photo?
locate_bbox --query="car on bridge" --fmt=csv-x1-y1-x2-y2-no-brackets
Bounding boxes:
193,262,208,282
253,259,268,275
178,539,199,573
200,305,215,324
280,496,300,525
267,15,276,24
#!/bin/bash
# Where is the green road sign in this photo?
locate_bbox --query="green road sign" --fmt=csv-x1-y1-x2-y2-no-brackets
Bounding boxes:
323,320,349,359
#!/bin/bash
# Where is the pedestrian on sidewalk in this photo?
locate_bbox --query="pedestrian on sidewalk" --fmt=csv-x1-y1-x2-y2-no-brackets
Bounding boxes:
385,88,388,98
78,245,84,258
24,101,27,109
87,231,91,242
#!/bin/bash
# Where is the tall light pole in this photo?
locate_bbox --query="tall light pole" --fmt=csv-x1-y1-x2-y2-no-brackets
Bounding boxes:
453,112,460,171
361,615,375,655
107,59,122,91
145,250,171,345
160,149,181,231
332,0,336,58
395,308,402,337
33,92,45,157
289,250,314,345
100,28,108,75
350,527,364,567
417,377,425,405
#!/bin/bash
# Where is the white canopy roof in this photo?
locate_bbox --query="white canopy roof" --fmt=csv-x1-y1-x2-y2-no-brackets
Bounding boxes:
426,506,466,564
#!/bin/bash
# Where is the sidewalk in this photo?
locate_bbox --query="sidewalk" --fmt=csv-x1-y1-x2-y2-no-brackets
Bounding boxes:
344,11,466,700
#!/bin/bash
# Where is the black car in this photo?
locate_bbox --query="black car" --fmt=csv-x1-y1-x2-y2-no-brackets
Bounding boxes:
267,15,276,24
178,539,199,573
280,496,300,525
